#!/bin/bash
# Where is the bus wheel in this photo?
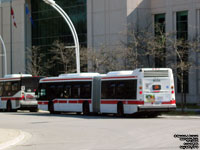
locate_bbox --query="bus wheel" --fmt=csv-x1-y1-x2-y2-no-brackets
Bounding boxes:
48,101,54,114
6,101,12,112
117,102,124,117
30,108,38,112
147,113,159,118
83,102,89,115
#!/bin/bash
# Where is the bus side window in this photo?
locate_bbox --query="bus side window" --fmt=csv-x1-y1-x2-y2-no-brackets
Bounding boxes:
49,85,56,100
80,82,91,99
109,82,116,99
72,84,80,99
56,85,64,98
126,80,137,99
0,82,4,96
101,81,110,99
116,83,125,99
63,85,71,99
101,81,116,99
11,81,20,95
4,81,11,96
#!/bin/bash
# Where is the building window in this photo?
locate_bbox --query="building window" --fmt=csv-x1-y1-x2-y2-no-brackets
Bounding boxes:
31,0,87,75
154,13,166,68
176,11,188,93
177,11,188,39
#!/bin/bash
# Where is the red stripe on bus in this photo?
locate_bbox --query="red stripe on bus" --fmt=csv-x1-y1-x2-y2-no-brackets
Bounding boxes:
38,101,48,105
78,100,92,104
101,100,143,105
127,101,144,105
102,76,137,80
0,78,20,81
58,100,67,104
69,100,78,104
101,101,118,104
42,78,92,82
1,97,23,101
162,100,176,104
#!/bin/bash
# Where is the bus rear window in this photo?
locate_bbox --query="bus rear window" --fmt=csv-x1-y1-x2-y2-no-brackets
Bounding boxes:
21,77,43,92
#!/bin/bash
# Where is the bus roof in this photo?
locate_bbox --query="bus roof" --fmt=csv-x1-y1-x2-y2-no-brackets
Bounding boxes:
4,74,32,78
58,73,100,78
40,73,102,82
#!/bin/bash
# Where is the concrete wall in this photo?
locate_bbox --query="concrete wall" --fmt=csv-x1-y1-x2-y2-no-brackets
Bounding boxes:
87,0,151,50
0,0,25,77
151,0,200,104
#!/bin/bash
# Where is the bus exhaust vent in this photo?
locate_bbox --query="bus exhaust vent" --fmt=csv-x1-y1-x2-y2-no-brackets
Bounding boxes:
144,70,169,77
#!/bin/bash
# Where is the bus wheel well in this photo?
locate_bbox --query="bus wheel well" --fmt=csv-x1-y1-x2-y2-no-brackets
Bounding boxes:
117,102,124,117
83,101,90,115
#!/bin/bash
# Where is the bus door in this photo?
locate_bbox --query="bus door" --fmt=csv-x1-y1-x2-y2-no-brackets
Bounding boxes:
143,78,171,105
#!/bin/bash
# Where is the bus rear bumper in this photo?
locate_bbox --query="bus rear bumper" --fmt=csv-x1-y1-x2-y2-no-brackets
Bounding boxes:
138,105,176,112
19,101,38,110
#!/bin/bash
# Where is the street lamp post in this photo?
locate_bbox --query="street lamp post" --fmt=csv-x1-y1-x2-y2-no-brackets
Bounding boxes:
43,0,80,73
0,35,7,76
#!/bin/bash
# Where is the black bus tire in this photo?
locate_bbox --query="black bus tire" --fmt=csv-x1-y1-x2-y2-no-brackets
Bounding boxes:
48,101,55,114
117,102,124,117
6,101,12,112
30,108,38,112
83,102,90,115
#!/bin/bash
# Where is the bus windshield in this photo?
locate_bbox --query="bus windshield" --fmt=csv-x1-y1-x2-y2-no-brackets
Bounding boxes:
21,77,43,92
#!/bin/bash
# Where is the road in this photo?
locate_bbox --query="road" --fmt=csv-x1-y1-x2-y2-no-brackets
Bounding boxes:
0,112,199,150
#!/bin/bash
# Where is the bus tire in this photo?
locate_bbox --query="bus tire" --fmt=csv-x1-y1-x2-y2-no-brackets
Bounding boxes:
147,112,159,118
83,102,90,115
30,108,38,112
48,101,55,114
117,102,124,117
6,101,12,112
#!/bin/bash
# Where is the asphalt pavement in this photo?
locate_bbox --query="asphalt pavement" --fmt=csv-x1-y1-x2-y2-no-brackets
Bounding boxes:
0,111,199,150
0,128,26,150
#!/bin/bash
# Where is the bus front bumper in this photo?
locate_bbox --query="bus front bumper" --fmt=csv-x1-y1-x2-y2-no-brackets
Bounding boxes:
138,105,176,112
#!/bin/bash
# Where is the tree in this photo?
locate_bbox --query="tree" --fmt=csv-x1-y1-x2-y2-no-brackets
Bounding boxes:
26,46,52,76
124,26,200,112
49,40,88,74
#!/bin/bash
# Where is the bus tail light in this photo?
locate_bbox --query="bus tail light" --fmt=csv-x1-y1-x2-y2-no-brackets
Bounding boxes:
139,86,142,90
171,86,174,89
171,91,175,94
139,91,143,95
22,95,25,100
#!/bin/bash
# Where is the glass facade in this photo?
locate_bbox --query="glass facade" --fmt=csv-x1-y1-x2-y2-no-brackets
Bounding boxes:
31,0,87,75
176,11,188,93
154,13,166,68
31,0,87,47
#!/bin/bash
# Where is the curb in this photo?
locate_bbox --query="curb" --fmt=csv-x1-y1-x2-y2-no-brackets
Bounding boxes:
0,130,25,150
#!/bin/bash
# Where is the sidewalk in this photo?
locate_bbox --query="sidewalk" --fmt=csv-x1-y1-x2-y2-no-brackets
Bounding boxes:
0,129,25,150
176,108,200,113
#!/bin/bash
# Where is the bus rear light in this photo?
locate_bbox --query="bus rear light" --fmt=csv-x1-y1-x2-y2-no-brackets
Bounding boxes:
22,95,25,100
139,86,142,90
171,91,175,94
139,91,143,95
171,86,174,89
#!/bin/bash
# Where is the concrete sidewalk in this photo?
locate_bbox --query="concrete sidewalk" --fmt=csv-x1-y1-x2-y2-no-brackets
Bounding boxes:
0,129,25,150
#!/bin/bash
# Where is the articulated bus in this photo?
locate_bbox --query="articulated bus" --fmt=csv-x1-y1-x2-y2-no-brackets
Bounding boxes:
0,74,43,112
37,68,176,117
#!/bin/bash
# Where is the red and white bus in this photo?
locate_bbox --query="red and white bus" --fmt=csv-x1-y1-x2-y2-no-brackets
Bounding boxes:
37,68,176,117
0,74,43,112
